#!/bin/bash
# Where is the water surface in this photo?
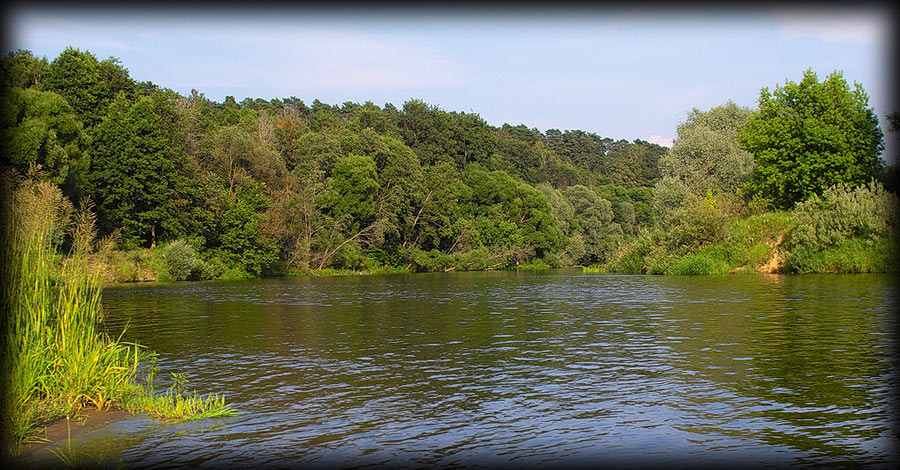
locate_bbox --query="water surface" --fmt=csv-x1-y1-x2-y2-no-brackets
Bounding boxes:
23,271,900,468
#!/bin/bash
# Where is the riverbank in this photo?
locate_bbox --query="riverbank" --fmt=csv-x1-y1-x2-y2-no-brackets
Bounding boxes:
13,409,132,457
73,239,899,288
52,182,900,288
1,179,235,458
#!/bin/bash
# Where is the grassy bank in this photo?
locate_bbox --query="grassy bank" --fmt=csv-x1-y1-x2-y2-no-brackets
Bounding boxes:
596,211,793,275
1,177,234,457
57,182,900,285
596,182,899,276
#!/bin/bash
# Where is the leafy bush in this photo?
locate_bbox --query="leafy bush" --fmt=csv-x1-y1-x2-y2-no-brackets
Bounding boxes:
721,210,796,271
164,239,202,281
785,237,896,273
604,229,680,274
331,242,363,270
664,190,730,250
789,180,898,250
786,180,899,272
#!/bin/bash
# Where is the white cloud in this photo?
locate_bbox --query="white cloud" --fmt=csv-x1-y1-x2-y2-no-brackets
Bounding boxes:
648,135,674,148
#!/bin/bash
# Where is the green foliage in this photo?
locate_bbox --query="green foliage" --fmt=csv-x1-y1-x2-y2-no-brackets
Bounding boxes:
163,239,204,281
652,177,692,225
653,101,752,244
462,165,564,259
215,183,279,276
1,49,48,89
663,190,730,250
406,246,529,272
0,176,232,454
740,69,884,209
660,101,754,195
603,229,679,274
0,87,89,187
90,247,167,283
784,237,896,274
11,48,895,282
322,154,380,224
720,211,796,268
606,210,797,275
88,92,202,246
201,115,287,193
543,130,665,187
562,185,622,264
406,162,466,252
42,47,135,129
669,253,730,275
785,180,898,272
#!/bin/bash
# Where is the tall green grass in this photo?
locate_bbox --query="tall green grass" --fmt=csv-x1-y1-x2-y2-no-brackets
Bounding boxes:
1,175,233,456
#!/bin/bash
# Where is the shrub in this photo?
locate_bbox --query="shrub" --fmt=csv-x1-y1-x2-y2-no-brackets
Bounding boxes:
664,190,730,250
785,237,896,273
604,229,680,274
669,253,729,275
331,242,363,269
790,180,898,251
164,239,202,281
786,180,899,272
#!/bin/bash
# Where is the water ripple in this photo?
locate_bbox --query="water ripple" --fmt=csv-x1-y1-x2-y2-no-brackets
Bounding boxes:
74,272,900,468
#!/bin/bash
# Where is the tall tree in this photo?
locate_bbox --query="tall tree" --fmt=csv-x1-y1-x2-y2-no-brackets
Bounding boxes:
1,50,47,89
563,185,622,264
740,69,884,209
87,92,200,247
1,87,89,190
659,101,754,195
42,47,135,129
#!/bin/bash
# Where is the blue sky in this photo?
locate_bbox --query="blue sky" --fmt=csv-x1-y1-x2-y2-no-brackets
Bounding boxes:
5,5,896,159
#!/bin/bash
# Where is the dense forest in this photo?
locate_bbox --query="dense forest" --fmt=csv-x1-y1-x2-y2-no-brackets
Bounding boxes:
2,47,898,279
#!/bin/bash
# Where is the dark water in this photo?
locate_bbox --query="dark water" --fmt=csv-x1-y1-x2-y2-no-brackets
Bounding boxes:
24,271,900,468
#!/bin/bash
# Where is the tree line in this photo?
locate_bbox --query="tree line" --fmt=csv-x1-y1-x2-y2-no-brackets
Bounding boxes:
2,47,896,278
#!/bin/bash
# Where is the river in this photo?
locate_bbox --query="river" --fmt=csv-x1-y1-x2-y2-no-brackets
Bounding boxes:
20,270,900,468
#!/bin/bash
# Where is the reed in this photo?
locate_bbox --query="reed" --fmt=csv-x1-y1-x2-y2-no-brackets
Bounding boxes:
1,173,233,456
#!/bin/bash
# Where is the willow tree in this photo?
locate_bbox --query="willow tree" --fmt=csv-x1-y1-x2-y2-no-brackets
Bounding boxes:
654,101,753,224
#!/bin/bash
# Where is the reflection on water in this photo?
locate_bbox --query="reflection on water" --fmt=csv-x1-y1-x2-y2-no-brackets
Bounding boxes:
23,271,899,468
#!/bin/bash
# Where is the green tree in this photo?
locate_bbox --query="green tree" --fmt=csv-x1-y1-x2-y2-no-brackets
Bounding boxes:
563,185,622,264
1,87,89,188
740,69,884,209
654,101,753,226
373,136,425,248
1,49,47,89
659,101,754,195
201,113,286,195
42,47,135,129
314,154,384,269
87,93,201,247
462,165,563,261
215,183,279,276
320,154,380,226
406,162,467,253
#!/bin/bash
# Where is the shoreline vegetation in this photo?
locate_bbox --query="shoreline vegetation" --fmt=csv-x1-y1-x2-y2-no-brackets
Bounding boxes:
2,49,898,285
1,175,234,459
1,47,899,457
66,193,898,285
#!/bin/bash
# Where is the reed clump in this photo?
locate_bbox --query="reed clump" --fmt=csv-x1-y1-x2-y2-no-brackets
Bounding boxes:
1,172,234,456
